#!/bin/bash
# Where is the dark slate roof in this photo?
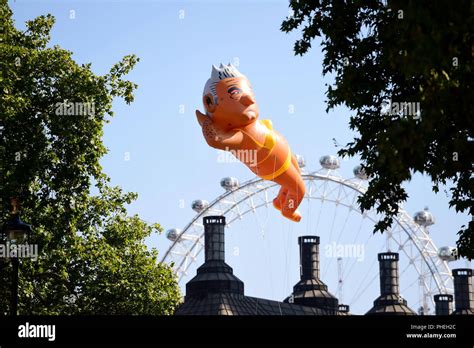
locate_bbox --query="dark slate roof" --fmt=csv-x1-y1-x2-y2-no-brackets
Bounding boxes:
176,220,337,316
284,278,339,314
365,294,417,315
452,308,474,315
185,260,245,299
175,292,332,316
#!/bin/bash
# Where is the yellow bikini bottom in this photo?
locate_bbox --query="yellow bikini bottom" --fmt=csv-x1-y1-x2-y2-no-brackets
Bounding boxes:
259,149,292,180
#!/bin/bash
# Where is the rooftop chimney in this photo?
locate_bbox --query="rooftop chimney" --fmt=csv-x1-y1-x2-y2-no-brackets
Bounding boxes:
452,268,474,315
366,252,416,315
337,304,350,315
299,236,320,280
434,294,453,315
284,235,338,314
184,216,244,299
378,252,399,296
204,216,225,262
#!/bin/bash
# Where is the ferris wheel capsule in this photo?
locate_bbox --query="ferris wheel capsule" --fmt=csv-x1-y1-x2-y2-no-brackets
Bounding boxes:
220,177,239,191
353,165,368,180
191,199,209,213
438,246,457,262
295,154,306,169
166,228,181,242
414,208,435,227
319,155,340,170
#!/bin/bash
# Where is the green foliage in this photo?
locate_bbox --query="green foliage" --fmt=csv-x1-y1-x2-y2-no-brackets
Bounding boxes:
281,0,473,259
0,1,181,314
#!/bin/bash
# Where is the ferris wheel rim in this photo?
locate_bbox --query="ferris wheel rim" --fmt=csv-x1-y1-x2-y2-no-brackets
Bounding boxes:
161,171,452,299
162,171,366,261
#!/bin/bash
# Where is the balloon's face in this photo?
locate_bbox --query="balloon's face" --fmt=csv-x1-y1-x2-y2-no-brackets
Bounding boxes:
203,77,259,130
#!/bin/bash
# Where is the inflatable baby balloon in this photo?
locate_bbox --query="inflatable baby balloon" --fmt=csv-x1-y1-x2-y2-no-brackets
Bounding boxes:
196,64,305,222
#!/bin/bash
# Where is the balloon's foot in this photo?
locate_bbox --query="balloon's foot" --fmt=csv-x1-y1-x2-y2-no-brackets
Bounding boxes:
282,210,302,222
272,197,282,211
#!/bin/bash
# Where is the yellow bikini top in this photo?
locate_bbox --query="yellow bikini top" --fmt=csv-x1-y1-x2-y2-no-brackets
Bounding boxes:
238,119,292,180
239,119,276,150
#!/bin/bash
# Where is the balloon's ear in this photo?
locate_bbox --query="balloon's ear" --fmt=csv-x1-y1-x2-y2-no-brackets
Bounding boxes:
196,110,209,126
203,93,217,114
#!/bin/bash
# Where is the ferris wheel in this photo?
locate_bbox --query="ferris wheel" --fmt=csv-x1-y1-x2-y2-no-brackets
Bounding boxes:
161,155,455,314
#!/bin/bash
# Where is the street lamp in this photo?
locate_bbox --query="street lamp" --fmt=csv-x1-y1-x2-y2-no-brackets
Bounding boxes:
1,198,32,316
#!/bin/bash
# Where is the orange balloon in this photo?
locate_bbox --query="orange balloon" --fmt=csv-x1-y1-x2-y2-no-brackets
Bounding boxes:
196,64,305,222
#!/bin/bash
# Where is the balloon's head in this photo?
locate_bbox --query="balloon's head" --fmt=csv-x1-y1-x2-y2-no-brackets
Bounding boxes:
203,64,259,131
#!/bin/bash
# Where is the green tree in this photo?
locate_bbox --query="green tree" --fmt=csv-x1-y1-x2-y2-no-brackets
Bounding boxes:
0,2,180,314
281,0,473,259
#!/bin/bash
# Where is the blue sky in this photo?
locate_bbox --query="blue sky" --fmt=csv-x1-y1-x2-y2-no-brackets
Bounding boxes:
10,0,470,314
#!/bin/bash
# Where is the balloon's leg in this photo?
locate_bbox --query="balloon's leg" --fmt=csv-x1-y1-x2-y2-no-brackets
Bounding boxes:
274,165,305,222
273,187,288,211
281,192,303,222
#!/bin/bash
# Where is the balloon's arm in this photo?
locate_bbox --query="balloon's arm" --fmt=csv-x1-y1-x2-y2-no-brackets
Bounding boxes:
215,129,243,149
196,110,243,150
